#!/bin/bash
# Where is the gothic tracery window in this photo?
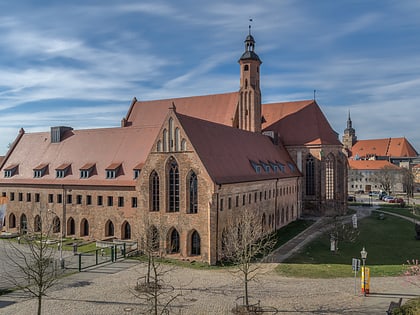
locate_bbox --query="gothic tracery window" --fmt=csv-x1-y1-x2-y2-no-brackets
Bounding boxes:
188,171,198,213
325,154,335,200
150,171,160,211
306,155,315,196
168,158,179,212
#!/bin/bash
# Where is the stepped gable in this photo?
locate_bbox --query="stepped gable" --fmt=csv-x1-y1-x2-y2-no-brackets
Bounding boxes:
261,100,341,146
351,137,418,158
0,126,158,186
176,112,301,185
125,92,239,128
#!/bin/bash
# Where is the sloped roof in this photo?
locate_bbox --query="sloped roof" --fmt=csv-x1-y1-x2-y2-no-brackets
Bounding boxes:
261,100,341,146
0,126,158,186
176,112,301,184
125,92,239,128
351,137,418,158
348,159,401,170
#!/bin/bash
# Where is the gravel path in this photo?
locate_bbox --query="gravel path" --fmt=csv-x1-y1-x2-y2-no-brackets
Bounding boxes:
0,260,419,315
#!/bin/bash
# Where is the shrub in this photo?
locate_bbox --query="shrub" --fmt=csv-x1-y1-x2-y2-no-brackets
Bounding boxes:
392,297,420,315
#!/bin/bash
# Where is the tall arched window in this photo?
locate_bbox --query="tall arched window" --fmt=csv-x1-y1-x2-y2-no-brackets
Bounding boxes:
122,221,131,240
34,215,41,232
191,231,200,255
306,155,315,196
326,154,335,200
188,171,198,213
169,228,180,253
105,220,114,237
67,217,75,235
156,140,162,152
150,171,160,211
168,158,179,212
20,214,27,234
80,218,89,237
9,213,16,228
53,216,60,233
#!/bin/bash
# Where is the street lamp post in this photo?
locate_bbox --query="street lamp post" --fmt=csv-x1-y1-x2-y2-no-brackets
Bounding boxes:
360,247,368,296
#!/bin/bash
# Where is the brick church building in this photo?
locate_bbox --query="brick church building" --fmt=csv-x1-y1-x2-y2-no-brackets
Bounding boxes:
0,32,347,264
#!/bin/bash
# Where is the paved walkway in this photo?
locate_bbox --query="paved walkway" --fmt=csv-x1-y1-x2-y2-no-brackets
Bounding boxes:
0,207,418,314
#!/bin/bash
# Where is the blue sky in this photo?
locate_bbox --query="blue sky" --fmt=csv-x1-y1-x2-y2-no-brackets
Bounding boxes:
1,0,420,155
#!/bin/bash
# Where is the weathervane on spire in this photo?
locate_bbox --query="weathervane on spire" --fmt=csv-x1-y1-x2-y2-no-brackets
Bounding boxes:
249,18,253,35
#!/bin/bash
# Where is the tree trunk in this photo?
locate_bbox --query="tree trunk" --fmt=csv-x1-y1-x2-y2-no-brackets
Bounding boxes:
37,294,42,315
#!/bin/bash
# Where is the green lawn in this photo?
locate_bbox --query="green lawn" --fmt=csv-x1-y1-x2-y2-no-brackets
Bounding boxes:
277,212,420,278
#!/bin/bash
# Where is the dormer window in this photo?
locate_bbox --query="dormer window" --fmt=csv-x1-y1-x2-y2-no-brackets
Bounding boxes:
250,160,261,173
105,163,121,179
33,164,48,178
55,163,71,178
276,162,285,173
133,162,143,179
269,161,278,172
4,164,18,178
287,162,295,172
260,161,270,173
80,163,95,179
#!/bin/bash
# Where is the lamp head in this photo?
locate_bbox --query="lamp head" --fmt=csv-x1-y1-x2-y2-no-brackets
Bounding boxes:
360,247,368,259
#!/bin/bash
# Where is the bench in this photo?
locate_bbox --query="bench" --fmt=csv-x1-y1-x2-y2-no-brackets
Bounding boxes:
386,297,402,315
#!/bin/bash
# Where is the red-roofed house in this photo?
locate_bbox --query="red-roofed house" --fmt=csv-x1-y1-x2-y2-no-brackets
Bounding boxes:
343,112,419,195
0,33,347,264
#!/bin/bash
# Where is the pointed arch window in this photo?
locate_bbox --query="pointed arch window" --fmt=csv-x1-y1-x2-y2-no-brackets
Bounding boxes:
191,231,200,255
34,215,41,232
306,155,315,196
53,216,61,233
326,154,335,200
188,171,198,213
169,229,180,253
150,171,160,211
156,140,162,152
80,218,89,237
168,158,179,212
105,220,114,237
122,221,131,240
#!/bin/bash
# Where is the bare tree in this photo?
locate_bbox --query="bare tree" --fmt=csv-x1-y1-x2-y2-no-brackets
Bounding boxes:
222,207,276,312
372,165,400,194
401,167,415,204
133,215,181,315
1,208,61,315
329,216,359,254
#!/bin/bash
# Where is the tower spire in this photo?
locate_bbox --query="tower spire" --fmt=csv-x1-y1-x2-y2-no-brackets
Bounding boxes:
237,27,262,133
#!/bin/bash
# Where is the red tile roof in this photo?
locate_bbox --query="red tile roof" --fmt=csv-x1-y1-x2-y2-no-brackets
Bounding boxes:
348,159,401,170
261,100,341,146
125,92,239,128
177,112,301,184
351,137,418,158
0,126,158,186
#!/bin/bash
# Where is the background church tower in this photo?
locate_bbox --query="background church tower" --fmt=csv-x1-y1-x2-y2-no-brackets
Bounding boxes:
342,111,357,151
238,28,262,133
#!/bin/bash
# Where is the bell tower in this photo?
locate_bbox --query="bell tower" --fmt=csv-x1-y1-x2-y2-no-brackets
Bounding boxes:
238,27,262,133
342,110,357,151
